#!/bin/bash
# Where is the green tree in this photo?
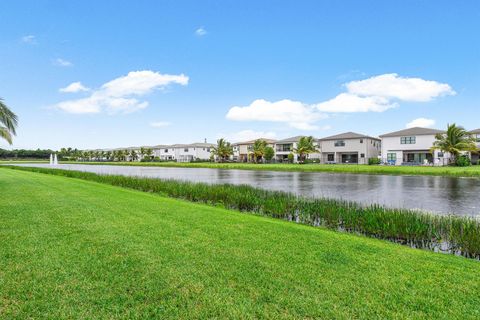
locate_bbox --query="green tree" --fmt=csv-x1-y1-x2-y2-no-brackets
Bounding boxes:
211,138,233,162
264,146,275,162
287,153,294,163
251,139,267,163
129,149,138,161
144,148,153,160
431,124,478,165
294,136,318,163
0,98,18,145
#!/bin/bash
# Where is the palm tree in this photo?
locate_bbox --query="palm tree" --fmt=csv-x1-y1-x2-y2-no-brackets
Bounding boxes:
129,149,138,161
145,148,153,160
0,98,18,144
431,124,478,164
105,151,112,161
251,139,267,163
294,136,318,163
211,138,233,162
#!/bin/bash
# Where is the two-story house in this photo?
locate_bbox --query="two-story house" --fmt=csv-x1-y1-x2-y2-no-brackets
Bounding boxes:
274,136,320,163
379,127,449,165
232,138,276,162
318,132,381,164
470,129,480,164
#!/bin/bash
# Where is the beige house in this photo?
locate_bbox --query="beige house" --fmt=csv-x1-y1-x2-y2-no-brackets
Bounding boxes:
232,138,276,162
274,136,321,163
318,132,381,164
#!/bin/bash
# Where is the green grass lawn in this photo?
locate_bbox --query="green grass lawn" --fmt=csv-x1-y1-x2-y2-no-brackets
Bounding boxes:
67,161,480,177
1,169,480,319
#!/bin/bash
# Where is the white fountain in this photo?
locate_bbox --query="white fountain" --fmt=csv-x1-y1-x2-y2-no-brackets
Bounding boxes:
53,154,58,165
49,154,53,165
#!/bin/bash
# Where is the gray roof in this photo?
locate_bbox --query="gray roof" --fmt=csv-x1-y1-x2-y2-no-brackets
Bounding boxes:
187,142,215,147
470,129,480,134
275,136,312,144
319,132,380,141
379,127,445,138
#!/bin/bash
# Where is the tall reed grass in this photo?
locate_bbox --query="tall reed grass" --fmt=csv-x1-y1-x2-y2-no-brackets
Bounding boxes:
5,165,480,258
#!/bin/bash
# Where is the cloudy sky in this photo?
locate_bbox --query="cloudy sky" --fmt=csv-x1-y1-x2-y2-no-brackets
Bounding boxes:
0,1,479,149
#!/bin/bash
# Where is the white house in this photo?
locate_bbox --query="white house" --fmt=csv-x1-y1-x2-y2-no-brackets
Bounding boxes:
174,143,215,162
274,136,320,163
232,138,276,162
318,132,381,164
153,145,176,161
379,127,449,166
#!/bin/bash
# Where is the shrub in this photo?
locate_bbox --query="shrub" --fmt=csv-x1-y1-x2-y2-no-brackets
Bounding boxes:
456,155,471,167
368,158,381,165
264,147,274,161
287,153,294,163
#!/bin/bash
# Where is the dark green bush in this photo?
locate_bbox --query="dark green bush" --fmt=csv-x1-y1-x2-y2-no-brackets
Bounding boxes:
456,155,471,167
368,158,381,165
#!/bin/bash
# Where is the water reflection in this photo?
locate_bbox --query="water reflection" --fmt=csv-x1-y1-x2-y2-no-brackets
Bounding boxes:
13,163,480,216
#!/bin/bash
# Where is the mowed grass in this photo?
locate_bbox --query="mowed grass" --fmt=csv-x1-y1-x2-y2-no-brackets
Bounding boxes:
1,170,480,319
68,161,480,177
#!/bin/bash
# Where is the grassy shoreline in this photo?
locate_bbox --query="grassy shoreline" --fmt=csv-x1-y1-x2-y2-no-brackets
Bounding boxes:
62,160,480,177
2,168,480,318
4,165,480,259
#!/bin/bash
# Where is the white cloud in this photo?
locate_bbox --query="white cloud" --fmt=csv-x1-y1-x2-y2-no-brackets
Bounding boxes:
346,73,455,102
315,93,396,113
21,35,36,44
53,58,73,67
226,99,327,130
59,82,90,93
226,74,455,128
150,121,171,128
406,118,436,128
55,70,188,114
195,27,207,36
221,130,277,142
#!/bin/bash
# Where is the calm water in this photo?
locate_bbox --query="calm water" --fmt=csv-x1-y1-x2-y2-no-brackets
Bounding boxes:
14,163,480,216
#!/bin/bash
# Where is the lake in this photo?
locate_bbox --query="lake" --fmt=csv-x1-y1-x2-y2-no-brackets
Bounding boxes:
13,163,480,216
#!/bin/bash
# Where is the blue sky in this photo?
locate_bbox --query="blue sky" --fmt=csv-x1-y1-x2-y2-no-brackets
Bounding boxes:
0,1,479,149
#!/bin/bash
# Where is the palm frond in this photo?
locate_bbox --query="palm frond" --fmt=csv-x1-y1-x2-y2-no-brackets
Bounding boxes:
0,98,18,135
0,126,13,144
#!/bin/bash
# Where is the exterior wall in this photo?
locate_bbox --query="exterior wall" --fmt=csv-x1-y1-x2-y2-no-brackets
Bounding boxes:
154,147,176,161
174,145,213,162
193,145,213,160
274,142,321,163
381,135,449,165
319,138,380,164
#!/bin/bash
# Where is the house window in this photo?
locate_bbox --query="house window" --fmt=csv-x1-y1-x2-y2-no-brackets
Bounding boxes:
184,148,189,152
164,149,168,153
327,154,334,162
360,139,363,143
438,152,444,157
276,144,292,152
360,153,365,158
476,134,480,142
400,136,416,144
387,153,396,161
334,140,345,147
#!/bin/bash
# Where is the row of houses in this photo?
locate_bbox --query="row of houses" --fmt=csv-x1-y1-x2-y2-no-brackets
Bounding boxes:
97,127,480,165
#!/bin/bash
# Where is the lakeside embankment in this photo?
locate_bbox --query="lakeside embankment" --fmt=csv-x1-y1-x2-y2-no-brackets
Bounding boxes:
1,168,480,318
4,165,480,258
61,161,480,177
